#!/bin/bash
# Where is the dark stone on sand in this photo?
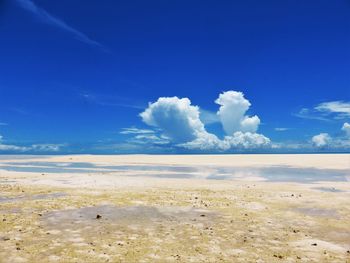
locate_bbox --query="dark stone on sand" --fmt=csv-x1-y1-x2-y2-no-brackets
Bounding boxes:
96,214,102,219
273,254,283,259
311,243,317,246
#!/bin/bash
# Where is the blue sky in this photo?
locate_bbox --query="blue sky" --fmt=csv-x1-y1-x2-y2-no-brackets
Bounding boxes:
0,0,349,153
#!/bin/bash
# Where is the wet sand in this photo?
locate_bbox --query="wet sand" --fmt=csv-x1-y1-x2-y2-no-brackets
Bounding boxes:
0,154,349,262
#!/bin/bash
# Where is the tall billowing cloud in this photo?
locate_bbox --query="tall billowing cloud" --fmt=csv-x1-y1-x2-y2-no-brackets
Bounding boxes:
139,91,270,151
140,97,209,143
215,91,260,134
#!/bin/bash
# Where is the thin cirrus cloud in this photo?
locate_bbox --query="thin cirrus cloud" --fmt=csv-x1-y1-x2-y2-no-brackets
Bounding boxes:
293,108,331,122
119,127,155,135
294,101,350,121
315,101,350,119
137,90,271,151
0,134,64,152
119,128,170,145
0,133,65,152
274,128,290,131
15,0,106,50
80,93,145,110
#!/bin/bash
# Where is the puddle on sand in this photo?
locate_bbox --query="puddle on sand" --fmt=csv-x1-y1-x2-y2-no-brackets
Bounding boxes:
256,166,348,183
43,205,217,229
0,180,17,184
294,207,339,219
0,155,48,160
128,173,196,179
312,187,345,193
0,166,100,174
2,162,198,173
4,161,96,168
0,192,67,203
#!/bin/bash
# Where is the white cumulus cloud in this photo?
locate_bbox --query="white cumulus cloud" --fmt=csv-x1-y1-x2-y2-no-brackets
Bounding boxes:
224,132,270,149
140,91,270,151
312,133,331,148
310,123,350,149
140,97,209,143
342,122,350,137
180,131,270,151
215,91,260,134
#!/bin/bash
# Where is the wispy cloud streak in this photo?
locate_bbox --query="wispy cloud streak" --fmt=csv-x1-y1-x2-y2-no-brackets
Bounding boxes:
16,0,105,49
294,101,350,122
315,101,350,118
274,127,290,131
80,93,146,109
293,108,332,122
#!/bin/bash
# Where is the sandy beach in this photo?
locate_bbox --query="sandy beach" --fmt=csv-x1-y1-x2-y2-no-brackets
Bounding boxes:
0,154,349,262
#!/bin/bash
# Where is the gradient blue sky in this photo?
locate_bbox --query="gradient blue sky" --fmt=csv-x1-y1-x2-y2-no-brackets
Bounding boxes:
0,0,349,153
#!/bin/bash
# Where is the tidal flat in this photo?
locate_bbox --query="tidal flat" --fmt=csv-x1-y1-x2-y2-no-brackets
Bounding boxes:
0,154,349,262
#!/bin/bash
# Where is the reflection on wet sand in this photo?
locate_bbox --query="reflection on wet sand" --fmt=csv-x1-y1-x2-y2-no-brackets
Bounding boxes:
0,161,348,183
294,207,340,219
43,205,217,228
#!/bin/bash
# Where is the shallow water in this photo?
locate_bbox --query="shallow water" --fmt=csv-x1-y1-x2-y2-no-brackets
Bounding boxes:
294,207,339,218
0,161,349,183
312,187,345,193
43,205,216,228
